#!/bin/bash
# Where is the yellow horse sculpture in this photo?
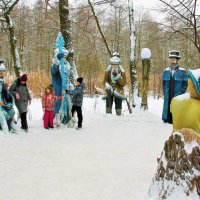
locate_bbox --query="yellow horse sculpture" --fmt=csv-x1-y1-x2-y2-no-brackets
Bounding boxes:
171,69,200,134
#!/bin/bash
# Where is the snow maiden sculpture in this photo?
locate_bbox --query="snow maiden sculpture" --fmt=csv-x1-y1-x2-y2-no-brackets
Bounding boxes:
51,33,72,127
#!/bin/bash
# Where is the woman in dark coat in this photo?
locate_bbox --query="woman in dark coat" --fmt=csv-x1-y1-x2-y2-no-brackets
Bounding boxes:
9,74,32,132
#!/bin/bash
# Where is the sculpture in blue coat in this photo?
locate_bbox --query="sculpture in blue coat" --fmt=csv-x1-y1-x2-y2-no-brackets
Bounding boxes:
51,33,72,127
162,50,188,124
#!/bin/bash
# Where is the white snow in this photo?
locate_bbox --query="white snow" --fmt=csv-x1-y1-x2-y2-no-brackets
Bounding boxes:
0,96,177,200
174,93,190,100
190,68,200,81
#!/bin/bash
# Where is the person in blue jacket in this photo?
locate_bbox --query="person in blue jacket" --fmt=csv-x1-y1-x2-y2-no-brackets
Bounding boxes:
162,50,188,124
69,77,85,130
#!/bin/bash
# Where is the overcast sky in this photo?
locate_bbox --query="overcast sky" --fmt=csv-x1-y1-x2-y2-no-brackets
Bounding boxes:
134,0,163,21
135,0,160,8
27,0,163,21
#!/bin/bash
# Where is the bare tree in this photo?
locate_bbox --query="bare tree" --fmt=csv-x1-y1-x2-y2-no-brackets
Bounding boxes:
88,0,112,57
128,0,137,107
159,0,200,54
0,0,21,77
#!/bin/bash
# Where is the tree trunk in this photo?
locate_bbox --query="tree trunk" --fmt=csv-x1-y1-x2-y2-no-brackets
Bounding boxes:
3,0,21,77
4,13,21,77
128,0,138,107
59,0,78,83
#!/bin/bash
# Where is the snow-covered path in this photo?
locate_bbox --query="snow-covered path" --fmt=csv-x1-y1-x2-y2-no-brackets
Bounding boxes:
0,97,172,200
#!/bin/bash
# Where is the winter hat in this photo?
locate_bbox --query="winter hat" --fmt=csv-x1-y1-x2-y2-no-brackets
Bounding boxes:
0,59,6,71
77,77,83,84
46,84,53,92
110,56,121,65
168,50,181,59
20,74,28,82
188,69,200,98
112,51,120,58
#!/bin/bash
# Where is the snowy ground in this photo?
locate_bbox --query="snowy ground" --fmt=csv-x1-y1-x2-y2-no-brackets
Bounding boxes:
0,96,173,200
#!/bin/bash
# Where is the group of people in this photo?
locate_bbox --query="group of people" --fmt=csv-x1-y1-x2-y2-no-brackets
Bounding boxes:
1,47,200,134
41,77,85,130
42,46,85,130
0,46,85,133
0,60,31,133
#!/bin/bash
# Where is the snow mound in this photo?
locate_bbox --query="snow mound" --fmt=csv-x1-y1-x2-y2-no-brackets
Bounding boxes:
147,129,200,199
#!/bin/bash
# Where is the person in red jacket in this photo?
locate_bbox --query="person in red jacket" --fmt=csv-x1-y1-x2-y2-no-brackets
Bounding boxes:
42,85,54,129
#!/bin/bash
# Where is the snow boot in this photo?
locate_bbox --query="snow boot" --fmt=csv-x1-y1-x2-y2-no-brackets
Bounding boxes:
115,109,122,116
76,125,82,130
106,107,112,114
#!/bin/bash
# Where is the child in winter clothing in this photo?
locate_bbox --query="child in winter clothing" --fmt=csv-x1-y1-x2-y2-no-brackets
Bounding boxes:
42,85,54,129
69,77,85,129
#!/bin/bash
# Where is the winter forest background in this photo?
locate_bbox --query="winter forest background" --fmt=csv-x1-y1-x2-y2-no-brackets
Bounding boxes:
1,0,200,98
1,1,200,199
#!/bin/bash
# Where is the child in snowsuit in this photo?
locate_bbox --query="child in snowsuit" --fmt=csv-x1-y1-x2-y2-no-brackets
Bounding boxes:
42,85,54,129
69,77,85,129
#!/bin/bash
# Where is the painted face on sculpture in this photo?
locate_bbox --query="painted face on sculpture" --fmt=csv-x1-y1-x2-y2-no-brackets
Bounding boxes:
170,57,178,65
0,71,5,79
111,65,119,70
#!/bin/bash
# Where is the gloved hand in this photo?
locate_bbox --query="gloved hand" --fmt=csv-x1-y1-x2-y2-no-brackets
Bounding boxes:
114,74,122,81
16,93,20,100
112,70,118,77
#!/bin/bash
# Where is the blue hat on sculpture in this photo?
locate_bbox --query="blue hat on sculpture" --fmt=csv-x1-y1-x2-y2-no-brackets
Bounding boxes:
0,59,6,71
168,50,181,59
110,56,121,65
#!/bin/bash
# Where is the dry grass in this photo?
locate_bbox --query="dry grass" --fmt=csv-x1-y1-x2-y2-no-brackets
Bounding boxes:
6,72,51,98
6,72,163,98
27,72,52,98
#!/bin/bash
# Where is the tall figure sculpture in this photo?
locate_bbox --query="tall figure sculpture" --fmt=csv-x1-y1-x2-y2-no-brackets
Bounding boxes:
51,32,72,127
